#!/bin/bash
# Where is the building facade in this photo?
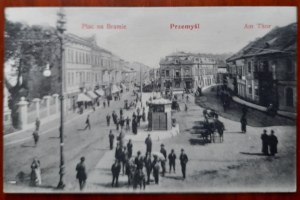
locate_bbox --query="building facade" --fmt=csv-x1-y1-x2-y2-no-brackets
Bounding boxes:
226,23,296,113
159,52,218,93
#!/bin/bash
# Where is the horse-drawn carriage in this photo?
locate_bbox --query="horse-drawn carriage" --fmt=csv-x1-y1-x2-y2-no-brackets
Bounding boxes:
196,109,225,143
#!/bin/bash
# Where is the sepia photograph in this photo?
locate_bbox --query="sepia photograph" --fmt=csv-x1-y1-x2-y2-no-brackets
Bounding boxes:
3,7,297,193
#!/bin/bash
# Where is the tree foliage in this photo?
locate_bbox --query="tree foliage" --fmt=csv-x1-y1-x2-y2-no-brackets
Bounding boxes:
5,18,62,128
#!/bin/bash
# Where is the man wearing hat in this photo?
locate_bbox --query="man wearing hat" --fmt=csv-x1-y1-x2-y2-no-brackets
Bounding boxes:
152,155,160,184
111,159,121,187
179,149,188,179
261,129,269,155
145,134,152,154
160,144,167,176
76,157,87,191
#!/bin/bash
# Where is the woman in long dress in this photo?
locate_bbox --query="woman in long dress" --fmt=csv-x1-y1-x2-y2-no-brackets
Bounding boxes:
30,158,42,186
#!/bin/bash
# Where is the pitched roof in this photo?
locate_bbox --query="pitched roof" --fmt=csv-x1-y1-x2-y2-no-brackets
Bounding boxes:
227,23,296,62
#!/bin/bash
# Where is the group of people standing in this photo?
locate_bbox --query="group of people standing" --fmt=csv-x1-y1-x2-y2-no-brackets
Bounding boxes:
109,133,189,190
261,129,278,156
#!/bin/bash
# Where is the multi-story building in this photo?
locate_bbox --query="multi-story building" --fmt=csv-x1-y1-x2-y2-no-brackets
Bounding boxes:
226,23,296,113
63,34,129,108
159,52,218,93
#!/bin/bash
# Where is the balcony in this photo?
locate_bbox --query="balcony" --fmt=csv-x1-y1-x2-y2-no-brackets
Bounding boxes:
253,71,273,80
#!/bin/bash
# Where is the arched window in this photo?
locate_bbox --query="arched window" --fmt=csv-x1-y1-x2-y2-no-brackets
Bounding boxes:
286,87,294,107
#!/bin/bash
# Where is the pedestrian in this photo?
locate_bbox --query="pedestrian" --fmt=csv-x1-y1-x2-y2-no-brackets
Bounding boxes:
76,157,87,191
118,131,125,149
116,117,120,131
107,99,110,107
261,129,269,155
240,115,247,133
134,151,144,170
160,144,167,176
109,130,115,150
184,103,188,112
120,108,123,117
127,139,133,159
179,149,188,179
145,134,152,154
144,152,152,184
106,114,111,126
152,155,160,184
132,118,138,135
120,147,128,175
32,130,39,147
103,101,106,108
30,158,42,186
112,111,117,125
119,116,125,130
186,95,189,103
125,116,131,131
84,115,91,130
35,118,40,131
168,149,176,173
269,130,278,156
142,110,146,122
111,160,121,187
132,112,137,119
115,143,123,160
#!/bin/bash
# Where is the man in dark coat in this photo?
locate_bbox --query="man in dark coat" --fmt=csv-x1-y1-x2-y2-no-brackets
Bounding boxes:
152,155,160,184
111,160,121,187
168,149,176,173
160,144,167,176
76,157,87,191
109,130,114,150
215,117,225,142
144,152,152,184
125,116,131,131
132,118,138,135
145,134,152,154
84,115,91,130
106,114,111,126
261,129,269,155
115,143,123,161
112,111,117,125
134,151,144,170
269,130,278,156
179,149,188,179
127,140,133,159
32,130,39,147
240,115,247,133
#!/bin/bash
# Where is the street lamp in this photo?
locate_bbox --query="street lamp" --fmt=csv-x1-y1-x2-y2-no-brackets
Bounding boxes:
56,7,67,189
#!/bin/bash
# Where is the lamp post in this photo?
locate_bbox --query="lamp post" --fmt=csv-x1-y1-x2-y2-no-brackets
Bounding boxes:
56,8,67,189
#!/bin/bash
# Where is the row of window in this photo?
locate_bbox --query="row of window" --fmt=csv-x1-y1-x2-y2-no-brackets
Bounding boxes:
161,68,215,77
65,48,121,69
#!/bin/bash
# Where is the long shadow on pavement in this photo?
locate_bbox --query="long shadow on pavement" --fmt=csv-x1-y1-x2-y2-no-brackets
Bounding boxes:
240,152,265,156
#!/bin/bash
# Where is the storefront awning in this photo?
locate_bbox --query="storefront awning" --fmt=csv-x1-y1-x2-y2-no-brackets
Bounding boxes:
95,89,105,96
77,93,92,102
111,85,120,94
87,91,98,99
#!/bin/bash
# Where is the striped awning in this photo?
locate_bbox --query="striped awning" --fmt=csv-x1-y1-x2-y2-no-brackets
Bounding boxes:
87,91,98,99
77,93,92,102
95,89,105,96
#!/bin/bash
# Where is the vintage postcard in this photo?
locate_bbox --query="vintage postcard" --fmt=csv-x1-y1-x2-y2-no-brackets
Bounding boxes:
3,7,297,193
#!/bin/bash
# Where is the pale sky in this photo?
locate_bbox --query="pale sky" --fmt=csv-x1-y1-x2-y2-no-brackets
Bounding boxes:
5,7,297,68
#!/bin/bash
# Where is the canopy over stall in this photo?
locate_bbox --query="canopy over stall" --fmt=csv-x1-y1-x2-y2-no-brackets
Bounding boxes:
77,93,92,102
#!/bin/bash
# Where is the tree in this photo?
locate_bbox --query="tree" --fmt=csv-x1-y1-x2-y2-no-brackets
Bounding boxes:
5,18,61,128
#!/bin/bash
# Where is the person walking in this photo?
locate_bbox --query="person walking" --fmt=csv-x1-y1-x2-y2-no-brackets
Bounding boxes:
215,116,225,142
103,101,106,108
112,111,117,125
152,155,160,184
134,151,144,170
184,103,188,112
84,115,91,130
30,158,42,186
111,160,121,187
160,144,167,176
109,130,115,150
115,143,123,161
269,130,278,156
125,116,131,131
76,157,87,191
132,118,138,135
32,130,39,147
240,115,247,133
35,118,40,131
142,110,146,122
168,149,176,173
145,134,152,154
127,140,133,159
118,131,125,149
261,129,269,155
106,114,111,126
144,152,152,184
120,147,128,175
179,149,188,179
